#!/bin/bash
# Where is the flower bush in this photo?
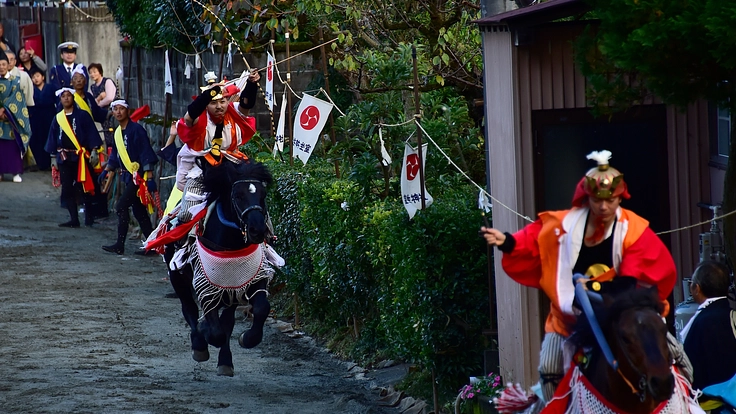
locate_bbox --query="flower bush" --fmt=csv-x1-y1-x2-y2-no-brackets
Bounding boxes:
459,372,504,400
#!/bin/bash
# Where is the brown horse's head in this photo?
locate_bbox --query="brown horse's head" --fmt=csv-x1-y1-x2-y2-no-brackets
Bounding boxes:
613,296,674,403
572,278,674,410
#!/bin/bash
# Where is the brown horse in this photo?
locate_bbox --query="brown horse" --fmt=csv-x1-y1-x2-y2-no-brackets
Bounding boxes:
568,278,676,413
496,277,698,414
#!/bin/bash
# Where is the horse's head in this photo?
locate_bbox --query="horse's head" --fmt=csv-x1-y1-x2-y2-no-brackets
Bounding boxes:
612,292,673,402
201,159,273,245
572,277,674,405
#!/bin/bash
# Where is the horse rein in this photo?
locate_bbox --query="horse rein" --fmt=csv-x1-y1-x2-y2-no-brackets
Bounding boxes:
573,274,647,401
613,318,651,402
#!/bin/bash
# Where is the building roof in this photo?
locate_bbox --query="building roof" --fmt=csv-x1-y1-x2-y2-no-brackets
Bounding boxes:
475,0,588,27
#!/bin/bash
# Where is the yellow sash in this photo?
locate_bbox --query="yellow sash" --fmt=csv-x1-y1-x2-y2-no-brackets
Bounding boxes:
114,126,140,173
56,111,93,191
74,93,92,117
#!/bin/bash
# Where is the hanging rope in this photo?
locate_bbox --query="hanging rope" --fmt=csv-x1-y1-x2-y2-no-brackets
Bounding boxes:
415,120,534,223
655,209,736,235
67,1,111,21
166,0,209,72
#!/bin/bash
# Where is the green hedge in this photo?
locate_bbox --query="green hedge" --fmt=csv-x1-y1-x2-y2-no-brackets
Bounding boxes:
265,157,491,402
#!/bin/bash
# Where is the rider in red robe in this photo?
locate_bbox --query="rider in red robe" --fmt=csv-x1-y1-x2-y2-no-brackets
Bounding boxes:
480,151,685,403
175,70,259,224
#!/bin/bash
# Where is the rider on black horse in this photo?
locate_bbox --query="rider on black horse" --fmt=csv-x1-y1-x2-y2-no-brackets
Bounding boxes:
174,69,261,224
479,150,691,404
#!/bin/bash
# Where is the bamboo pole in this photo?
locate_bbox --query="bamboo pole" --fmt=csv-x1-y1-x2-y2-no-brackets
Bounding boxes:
412,44,426,209
135,48,143,107
124,46,133,102
319,27,340,178
286,21,293,167
218,34,227,80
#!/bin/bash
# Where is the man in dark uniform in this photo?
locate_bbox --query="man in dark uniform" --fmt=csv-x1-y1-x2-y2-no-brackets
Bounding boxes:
69,64,109,220
49,42,88,95
99,99,158,255
45,88,102,227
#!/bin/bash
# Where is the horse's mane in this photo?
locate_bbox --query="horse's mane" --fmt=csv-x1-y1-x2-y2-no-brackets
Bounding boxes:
569,277,664,349
200,159,273,204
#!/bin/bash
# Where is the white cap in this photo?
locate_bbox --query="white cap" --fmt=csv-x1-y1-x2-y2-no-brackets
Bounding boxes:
55,87,75,97
58,41,80,52
70,65,86,78
110,99,128,109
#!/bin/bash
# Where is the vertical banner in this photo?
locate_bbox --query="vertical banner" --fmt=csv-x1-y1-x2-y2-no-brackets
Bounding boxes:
265,52,275,112
273,90,287,156
401,143,432,219
164,50,173,95
293,94,333,165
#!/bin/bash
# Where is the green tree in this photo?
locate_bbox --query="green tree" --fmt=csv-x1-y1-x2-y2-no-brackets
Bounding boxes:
577,0,736,263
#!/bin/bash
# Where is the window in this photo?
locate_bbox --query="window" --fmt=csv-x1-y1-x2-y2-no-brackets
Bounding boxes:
710,103,731,168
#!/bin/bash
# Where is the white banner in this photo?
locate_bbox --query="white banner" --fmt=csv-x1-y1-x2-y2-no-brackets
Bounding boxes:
293,94,333,165
378,127,391,167
265,52,275,112
164,50,173,95
400,143,432,219
274,90,287,156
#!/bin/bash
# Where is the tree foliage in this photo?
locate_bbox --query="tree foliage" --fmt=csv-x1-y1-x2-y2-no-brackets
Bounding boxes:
106,0,483,100
578,0,736,265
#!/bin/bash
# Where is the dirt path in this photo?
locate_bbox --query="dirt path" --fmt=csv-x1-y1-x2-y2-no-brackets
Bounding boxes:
0,171,399,414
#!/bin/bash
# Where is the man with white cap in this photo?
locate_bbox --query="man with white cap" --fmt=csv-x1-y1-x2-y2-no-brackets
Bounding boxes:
45,87,102,227
69,63,109,220
49,42,88,95
99,99,158,255
69,64,107,123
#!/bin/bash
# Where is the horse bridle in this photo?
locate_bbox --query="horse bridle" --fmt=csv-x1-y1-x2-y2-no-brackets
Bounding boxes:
227,179,267,243
613,316,650,402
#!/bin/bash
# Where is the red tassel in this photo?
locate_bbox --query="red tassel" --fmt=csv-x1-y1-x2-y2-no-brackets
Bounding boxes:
494,384,538,414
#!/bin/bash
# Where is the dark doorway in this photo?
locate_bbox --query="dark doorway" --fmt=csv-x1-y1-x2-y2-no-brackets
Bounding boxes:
532,106,670,234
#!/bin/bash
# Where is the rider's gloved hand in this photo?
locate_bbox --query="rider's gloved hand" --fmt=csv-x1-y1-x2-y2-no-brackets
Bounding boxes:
188,86,220,119
239,71,259,110
147,179,157,193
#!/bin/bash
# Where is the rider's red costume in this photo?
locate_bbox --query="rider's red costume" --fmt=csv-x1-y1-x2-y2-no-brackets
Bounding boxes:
501,207,677,336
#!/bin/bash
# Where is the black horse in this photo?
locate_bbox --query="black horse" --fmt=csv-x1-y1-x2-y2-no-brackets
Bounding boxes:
164,159,273,377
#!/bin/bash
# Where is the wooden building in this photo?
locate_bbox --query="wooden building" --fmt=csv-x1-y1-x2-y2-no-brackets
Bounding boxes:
476,0,725,386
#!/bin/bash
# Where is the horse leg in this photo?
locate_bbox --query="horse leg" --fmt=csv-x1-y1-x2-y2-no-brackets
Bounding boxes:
216,305,236,377
166,245,209,362
198,308,230,349
239,283,270,348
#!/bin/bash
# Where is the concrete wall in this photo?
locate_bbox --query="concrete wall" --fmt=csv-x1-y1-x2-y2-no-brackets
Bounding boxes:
1,5,121,84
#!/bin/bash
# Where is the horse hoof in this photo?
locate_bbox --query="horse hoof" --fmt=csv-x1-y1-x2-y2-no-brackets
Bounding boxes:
192,349,210,362
217,365,234,377
238,329,263,349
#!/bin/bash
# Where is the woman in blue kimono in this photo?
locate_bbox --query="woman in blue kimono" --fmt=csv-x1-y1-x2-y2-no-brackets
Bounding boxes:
0,52,31,182
28,68,55,171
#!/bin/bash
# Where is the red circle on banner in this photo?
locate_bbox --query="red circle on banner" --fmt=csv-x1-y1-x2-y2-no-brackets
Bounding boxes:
300,105,320,130
267,62,273,82
405,154,419,180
